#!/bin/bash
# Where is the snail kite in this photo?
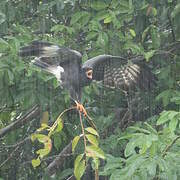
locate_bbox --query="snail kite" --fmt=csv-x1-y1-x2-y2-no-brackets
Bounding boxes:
19,41,156,101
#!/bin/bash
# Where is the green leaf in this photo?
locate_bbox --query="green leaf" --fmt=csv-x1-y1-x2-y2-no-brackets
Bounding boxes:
70,11,88,25
58,168,73,180
0,38,9,51
149,142,157,157
156,90,173,107
32,158,41,168
157,111,179,125
72,136,80,152
123,42,143,54
171,3,180,18
129,29,136,37
74,154,86,180
0,12,6,24
37,123,50,132
86,31,98,41
127,126,150,134
31,134,50,143
118,134,135,140
171,96,180,105
157,111,170,125
144,122,157,134
54,133,62,150
150,25,160,49
142,26,150,42
104,16,112,24
125,139,137,157
85,134,99,147
91,2,108,11
36,148,50,157
85,127,99,137
144,50,156,62
95,10,109,21
151,7,157,16
86,145,105,159
7,69,14,83
79,13,91,27
51,24,64,32
169,118,178,132
92,157,100,170
97,32,109,46
168,111,179,119
56,119,63,133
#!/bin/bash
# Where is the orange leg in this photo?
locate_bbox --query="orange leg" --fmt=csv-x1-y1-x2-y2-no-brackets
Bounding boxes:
75,101,87,117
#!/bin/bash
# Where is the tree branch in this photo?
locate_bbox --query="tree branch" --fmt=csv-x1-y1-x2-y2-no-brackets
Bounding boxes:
46,141,72,176
0,105,40,138
162,135,180,158
0,146,20,168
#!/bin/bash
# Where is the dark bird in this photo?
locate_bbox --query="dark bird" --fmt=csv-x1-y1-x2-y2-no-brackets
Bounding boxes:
19,41,156,102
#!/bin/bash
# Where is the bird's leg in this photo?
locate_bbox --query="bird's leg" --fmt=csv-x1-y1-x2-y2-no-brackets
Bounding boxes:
75,101,87,117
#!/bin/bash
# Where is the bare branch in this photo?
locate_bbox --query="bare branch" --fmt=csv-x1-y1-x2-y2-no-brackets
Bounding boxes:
0,105,40,138
46,141,72,176
162,136,180,158
0,146,20,168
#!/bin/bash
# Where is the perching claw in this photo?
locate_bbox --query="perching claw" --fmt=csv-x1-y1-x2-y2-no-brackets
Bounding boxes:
75,101,87,117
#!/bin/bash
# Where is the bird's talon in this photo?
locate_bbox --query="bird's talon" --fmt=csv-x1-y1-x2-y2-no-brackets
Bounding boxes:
75,101,87,117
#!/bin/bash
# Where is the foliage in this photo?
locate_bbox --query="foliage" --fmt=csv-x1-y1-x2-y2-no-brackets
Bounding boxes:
0,0,179,179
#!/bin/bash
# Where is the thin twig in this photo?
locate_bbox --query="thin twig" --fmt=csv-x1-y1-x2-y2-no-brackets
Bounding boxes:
46,141,72,176
162,136,180,158
49,106,76,136
79,111,87,164
0,146,20,168
85,113,97,130
0,136,30,149
0,105,40,138
66,175,74,180
95,168,99,180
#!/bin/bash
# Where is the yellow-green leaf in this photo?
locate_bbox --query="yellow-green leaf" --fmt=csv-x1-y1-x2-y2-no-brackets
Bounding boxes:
31,133,48,143
56,119,63,133
129,29,136,37
85,127,99,137
32,158,41,168
74,154,86,180
104,16,112,24
36,148,50,158
37,123,50,132
72,136,80,152
85,134,98,147
86,145,105,159
144,50,156,62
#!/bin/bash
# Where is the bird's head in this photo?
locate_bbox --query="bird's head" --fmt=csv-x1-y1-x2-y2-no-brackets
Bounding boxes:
80,67,93,86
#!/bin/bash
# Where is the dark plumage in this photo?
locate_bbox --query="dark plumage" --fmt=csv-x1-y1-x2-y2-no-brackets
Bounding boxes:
18,41,156,101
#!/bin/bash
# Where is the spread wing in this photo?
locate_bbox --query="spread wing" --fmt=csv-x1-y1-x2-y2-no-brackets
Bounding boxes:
82,55,156,91
19,40,83,100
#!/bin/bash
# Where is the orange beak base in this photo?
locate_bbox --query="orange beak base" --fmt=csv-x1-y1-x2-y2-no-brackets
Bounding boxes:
86,69,93,79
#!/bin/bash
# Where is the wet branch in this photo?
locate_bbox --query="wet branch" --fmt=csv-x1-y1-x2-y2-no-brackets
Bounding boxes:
0,105,40,138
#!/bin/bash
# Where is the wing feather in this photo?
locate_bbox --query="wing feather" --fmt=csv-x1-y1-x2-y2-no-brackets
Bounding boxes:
19,41,83,100
83,55,156,91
